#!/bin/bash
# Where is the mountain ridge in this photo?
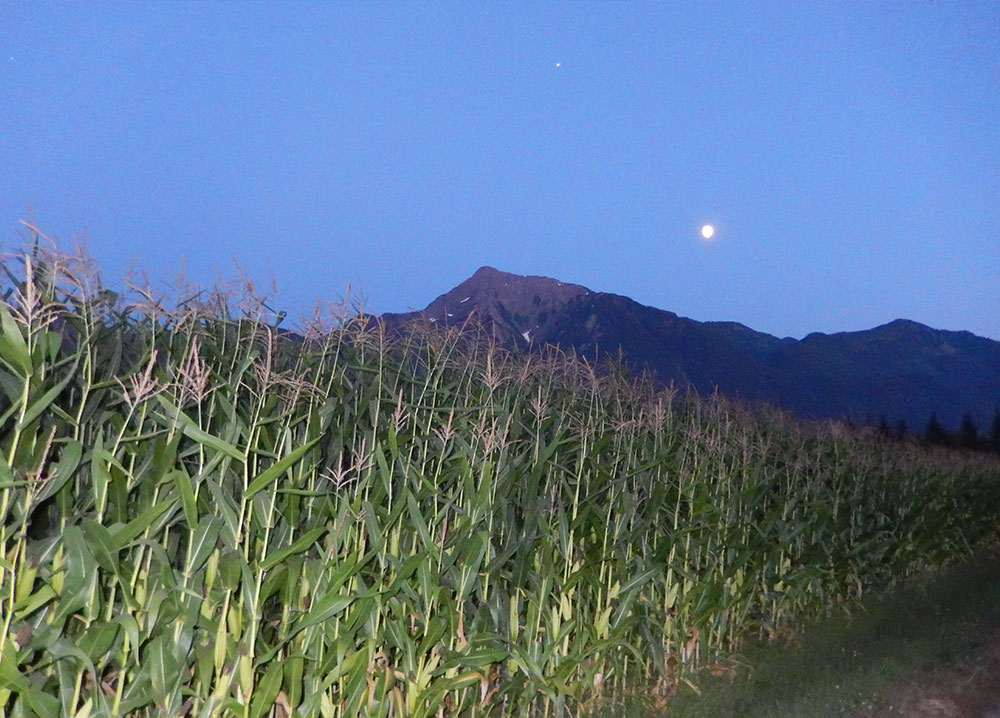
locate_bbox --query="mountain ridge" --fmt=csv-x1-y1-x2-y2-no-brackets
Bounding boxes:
380,267,1000,431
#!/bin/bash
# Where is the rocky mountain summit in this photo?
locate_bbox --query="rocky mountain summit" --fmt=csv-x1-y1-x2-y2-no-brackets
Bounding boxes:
380,266,590,347
381,267,1000,431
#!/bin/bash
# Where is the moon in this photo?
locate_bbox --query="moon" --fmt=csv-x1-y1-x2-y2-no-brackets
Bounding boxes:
700,225,715,240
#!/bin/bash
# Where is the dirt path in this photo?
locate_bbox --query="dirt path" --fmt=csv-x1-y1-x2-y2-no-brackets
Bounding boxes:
650,549,1000,718
852,629,1000,718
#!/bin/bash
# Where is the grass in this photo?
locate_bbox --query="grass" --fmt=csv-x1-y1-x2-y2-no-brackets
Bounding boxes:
0,229,998,717
603,548,1000,718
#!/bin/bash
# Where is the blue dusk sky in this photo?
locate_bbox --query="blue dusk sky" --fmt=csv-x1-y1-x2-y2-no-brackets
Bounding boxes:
3,2,998,339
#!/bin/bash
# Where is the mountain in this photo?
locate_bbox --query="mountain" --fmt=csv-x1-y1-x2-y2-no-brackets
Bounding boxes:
380,266,590,346
380,267,1000,431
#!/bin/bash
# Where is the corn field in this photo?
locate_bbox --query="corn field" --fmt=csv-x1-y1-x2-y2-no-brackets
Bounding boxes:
1,238,999,717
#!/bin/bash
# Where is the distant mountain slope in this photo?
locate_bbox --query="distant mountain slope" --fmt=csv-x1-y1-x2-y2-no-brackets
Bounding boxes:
380,267,1000,431
379,266,591,347
771,319,1000,430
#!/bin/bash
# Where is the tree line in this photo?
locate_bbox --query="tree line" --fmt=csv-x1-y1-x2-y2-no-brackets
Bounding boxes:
875,408,1000,454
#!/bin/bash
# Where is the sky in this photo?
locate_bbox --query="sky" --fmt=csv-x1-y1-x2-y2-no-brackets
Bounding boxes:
3,2,999,340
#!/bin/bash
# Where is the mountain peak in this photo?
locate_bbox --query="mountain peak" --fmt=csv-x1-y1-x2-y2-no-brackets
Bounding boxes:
456,266,589,296
471,265,502,277
418,267,591,343
377,267,592,345
879,318,931,332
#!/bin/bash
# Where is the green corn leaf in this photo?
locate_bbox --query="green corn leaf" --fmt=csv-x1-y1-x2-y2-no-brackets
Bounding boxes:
81,519,120,576
47,640,114,715
0,401,20,431
259,526,327,572
116,614,141,663
187,516,223,575
383,552,427,597
0,365,22,403
249,661,284,718
321,645,368,687
151,431,182,483
0,647,61,716
442,648,510,669
342,650,371,717
244,437,320,498
617,567,661,597
41,327,62,363
507,644,545,682
154,394,243,459
13,584,57,618
417,616,449,656
411,671,485,718
361,499,385,554
406,490,435,552
17,360,77,430
52,525,98,626
146,634,180,700
110,499,176,548
205,477,241,548
216,548,245,592
296,591,368,635
89,446,112,515
0,459,15,486
171,468,198,528
180,419,244,460
259,564,289,605
36,439,82,503
284,654,305,707
0,302,31,377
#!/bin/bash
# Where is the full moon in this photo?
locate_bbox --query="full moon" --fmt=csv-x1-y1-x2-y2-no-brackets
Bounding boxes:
701,225,715,240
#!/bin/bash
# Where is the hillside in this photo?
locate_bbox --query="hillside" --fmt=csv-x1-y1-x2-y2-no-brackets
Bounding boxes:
381,266,1000,431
